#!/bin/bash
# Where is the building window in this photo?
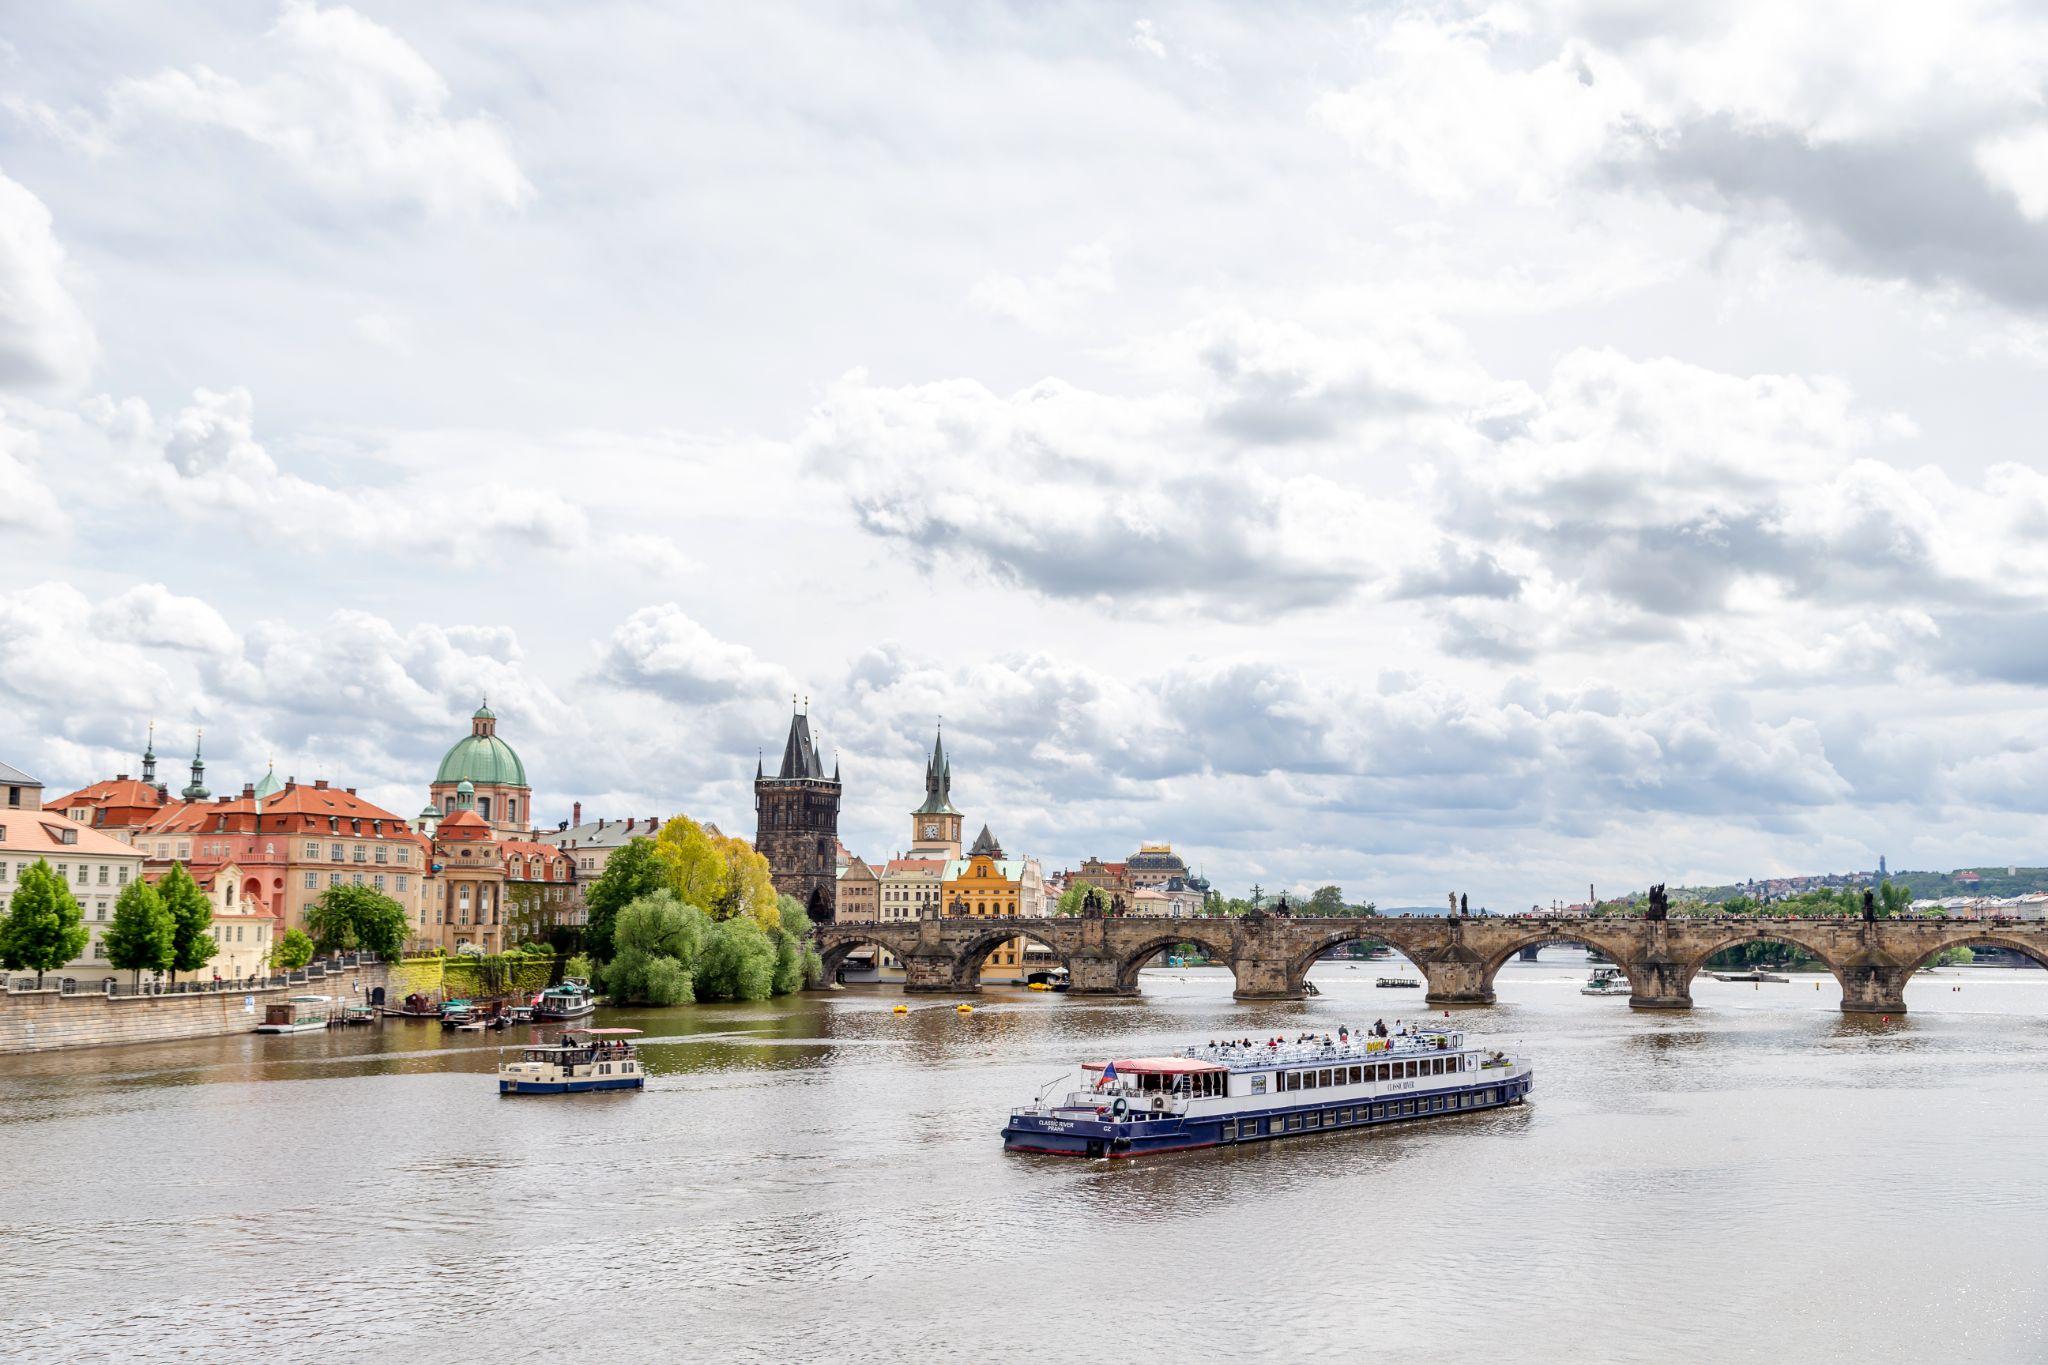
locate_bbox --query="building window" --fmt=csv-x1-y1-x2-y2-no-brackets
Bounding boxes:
304,842,319,859
329,874,341,887
395,848,409,865
117,866,129,885
373,875,385,890
352,873,363,887
374,845,387,864
396,875,408,893
176,843,189,859
97,865,109,885
330,844,343,861
352,844,366,863
304,872,317,889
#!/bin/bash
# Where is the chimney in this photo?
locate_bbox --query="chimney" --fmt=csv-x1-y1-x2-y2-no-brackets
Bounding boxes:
242,783,255,799
626,817,636,831
346,787,356,796
314,779,329,790
598,817,606,830
573,801,582,826
117,773,129,782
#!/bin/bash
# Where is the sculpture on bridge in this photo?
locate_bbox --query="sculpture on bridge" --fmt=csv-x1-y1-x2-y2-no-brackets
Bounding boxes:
1460,892,1469,916
1645,884,1668,921
1862,889,1876,923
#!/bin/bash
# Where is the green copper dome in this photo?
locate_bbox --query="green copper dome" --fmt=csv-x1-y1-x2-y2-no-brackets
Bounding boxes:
435,701,526,787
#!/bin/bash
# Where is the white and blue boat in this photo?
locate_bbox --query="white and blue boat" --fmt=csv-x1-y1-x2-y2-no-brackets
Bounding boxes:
1003,1025,1532,1158
497,1027,645,1094
531,978,597,1021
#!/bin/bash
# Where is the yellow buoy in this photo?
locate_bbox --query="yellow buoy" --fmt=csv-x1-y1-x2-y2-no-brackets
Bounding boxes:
956,1003,974,1013
892,1004,908,1014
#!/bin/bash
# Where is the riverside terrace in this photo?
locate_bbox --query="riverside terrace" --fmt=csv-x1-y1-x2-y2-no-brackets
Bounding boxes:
812,911,2048,1015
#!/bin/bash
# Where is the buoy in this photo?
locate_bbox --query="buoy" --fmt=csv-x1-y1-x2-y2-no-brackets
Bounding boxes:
956,1004,973,1013
892,1004,908,1014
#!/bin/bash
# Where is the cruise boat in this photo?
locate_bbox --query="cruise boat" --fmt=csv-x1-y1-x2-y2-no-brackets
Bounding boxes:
532,979,597,1021
1004,1026,1533,1158
498,1028,645,1094
256,995,334,1033
1581,966,1630,996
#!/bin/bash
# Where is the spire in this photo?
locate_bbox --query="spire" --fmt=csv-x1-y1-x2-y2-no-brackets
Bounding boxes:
756,749,764,781
181,729,210,801
969,824,1003,859
141,720,157,783
775,701,827,780
913,723,959,815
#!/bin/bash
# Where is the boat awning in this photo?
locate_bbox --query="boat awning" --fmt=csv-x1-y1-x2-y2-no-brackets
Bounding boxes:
576,1028,642,1036
1082,1058,1227,1075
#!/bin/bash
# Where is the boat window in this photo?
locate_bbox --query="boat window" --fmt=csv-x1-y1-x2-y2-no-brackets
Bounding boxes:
1315,1068,1328,1086
1302,1070,1316,1090
1349,1065,1362,1084
1305,1111,1320,1129
1406,1061,1418,1079
1284,1071,1299,1091
1374,1063,1388,1082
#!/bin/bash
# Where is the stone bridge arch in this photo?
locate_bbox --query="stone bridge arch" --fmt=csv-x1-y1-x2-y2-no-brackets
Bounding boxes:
1115,929,1238,992
1903,931,2048,975
1284,924,1429,994
817,929,918,982
1680,925,1851,1001
1478,929,1645,994
948,925,1076,989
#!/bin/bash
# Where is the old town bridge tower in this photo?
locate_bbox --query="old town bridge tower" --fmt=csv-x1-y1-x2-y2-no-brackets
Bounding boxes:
754,702,840,922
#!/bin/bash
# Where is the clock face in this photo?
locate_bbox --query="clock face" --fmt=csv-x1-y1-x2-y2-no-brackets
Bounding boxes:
923,823,938,838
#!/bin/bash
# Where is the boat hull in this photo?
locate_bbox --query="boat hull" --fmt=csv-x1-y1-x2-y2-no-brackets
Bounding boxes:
254,1022,330,1034
1004,1072,1533,1158
531,1004,596,1021
498,1076,644,1094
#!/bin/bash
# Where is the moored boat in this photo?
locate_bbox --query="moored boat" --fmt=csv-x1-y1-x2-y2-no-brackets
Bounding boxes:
1003,1026,1532,1158
1376,976,1420,988
532,978,597,1021
256,995,334,1033
498,1028,645,1094
1711,969,1790,983
1581,966,1630,996
383,992,441,1020
440,998,478,1029
342,1001,379,1025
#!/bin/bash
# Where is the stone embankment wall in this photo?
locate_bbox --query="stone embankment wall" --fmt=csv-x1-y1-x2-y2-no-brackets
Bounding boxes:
386,955,561,1001
0,962,392,1055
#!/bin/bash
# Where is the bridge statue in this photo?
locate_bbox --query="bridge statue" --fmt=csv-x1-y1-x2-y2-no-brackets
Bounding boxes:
1863,889,1876,923
1645,884,1668,921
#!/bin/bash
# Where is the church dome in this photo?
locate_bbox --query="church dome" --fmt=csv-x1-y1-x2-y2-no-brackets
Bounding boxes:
434,702,527,788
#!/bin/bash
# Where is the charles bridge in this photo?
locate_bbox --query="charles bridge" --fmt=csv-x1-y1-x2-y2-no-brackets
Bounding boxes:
813,910,2048,1015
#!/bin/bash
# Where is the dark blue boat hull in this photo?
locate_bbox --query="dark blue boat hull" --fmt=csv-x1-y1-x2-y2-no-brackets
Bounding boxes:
1003,1072,1532,1157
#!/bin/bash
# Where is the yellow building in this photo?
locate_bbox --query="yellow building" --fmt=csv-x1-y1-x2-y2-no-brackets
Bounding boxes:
944,825,1028,980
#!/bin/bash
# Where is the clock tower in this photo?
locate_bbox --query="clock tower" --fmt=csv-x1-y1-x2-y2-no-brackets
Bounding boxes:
907,726,962,860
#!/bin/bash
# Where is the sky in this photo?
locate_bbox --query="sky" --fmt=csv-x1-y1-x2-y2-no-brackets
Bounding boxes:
5,1,2048,908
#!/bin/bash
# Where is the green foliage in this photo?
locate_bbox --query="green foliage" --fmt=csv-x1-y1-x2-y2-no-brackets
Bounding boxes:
564,952,593,981
0,859,90,985
103,879,174,984
503,882,553,947
271,927,315,970
304,883,410,959
1307,885,1346,914
1056,884,1111,916
1931,945,1975,966
156,862,216,980
694,915,777,1001
652,816,781,929
602,891,709,1005
582,838,670,963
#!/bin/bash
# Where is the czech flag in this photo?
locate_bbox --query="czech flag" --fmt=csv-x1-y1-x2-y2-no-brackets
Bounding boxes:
1098,1060,1118,1089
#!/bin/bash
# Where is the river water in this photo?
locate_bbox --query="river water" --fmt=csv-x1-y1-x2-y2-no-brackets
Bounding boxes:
3,955,2046,1363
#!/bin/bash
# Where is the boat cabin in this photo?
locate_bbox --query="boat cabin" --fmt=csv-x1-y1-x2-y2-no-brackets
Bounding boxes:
1082,1058,1229,1099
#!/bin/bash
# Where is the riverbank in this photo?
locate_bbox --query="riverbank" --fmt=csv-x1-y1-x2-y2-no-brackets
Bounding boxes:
0,961,391,1054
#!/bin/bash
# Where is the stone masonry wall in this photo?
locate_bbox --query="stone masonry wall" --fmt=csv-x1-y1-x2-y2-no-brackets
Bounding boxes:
0,962,391,1055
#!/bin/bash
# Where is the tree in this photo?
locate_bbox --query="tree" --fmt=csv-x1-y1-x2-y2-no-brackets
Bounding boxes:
303,884,409,959
271,928,314,970
653,816,781,930
157,863,216,982
103,879,174,987
1056,884,1109,916
1307,885,1346,915
581,838,671,963
602,891,709,1006
1877,879,1913,919
0,859,90,987
772,893,821,994
695,914,777,1001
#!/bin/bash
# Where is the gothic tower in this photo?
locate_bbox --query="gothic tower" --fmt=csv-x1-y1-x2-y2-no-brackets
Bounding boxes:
908,725,962,860
754,701,841,922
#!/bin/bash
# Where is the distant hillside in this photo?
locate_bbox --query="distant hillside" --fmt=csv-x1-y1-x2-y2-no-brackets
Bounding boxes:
1667,866,2048,904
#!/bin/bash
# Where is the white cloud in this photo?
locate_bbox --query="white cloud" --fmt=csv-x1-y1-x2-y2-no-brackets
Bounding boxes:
1975,124,2048,222
0,169,95,389
968,240,1117,331
595,605,793,706
111,1,531,216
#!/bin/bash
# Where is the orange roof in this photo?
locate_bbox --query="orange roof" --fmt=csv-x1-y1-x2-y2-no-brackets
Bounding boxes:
0,810,143,860
884,857,946,874
500,839,567,859
435,809,494,842
136,782,425,848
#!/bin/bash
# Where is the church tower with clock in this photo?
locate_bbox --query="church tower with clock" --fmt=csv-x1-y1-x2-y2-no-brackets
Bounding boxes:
907,726,962,861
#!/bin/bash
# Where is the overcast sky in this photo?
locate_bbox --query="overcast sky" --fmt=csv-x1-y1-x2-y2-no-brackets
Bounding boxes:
5,1,2048,906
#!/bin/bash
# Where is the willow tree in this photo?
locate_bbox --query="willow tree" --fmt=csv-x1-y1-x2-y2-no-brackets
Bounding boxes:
653,815,780,930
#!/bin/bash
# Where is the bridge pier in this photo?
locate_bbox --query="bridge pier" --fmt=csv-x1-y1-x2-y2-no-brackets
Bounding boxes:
1233,958,1302,1001
1626,957,1692,1010
1839,964,1909,1015
902,954,974,994
1421,959,1494,1007
1065,956,1137,997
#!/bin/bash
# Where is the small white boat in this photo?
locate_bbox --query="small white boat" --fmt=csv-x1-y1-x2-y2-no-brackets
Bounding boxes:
498,1028,645,1094
1581,966,1630,996
256,995,333,1033
532,978,597,1022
